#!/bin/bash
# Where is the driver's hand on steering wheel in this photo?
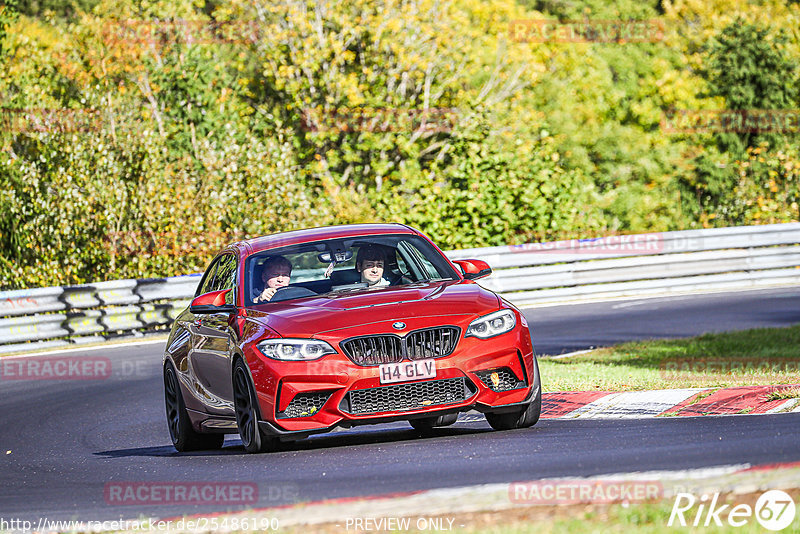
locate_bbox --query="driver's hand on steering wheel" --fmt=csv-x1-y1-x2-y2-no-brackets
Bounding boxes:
255,287,279,303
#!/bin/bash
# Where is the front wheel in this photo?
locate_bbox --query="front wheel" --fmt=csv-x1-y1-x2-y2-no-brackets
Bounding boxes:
409,412,458,432
233,359,277,453
485,387,542,431
164,361,224,451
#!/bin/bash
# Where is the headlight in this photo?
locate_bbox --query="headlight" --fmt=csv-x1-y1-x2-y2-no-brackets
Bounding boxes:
256,339,336,361
465,309,517,339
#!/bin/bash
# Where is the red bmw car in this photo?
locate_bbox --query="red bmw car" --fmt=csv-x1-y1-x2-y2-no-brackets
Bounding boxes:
163,224,541,453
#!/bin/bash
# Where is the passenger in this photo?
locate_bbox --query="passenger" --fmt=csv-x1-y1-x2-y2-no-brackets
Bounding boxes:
254,255,292,303
356,245,390,287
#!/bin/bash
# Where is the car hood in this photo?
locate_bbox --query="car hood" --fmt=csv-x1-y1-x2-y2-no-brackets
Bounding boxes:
244,280,500,337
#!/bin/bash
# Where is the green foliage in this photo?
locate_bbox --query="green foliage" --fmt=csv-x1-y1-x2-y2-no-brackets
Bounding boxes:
372,112,603,249
0,0,799,289
702,18,799,151
16,0,98,20
0,0,18,57
0,122,324,287
517,0,689,231
725,144,800,225
678,17,800,226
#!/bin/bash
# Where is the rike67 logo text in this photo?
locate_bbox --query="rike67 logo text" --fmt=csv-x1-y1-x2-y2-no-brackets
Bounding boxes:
669,490,796,531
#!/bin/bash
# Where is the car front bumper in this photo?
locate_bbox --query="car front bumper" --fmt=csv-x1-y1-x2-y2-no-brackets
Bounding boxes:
244,317,538,438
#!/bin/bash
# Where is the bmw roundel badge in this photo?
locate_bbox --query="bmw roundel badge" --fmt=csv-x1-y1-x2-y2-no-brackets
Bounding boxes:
392,322,406,330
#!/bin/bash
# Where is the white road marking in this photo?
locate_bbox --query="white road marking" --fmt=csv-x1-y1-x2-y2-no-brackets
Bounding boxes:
545,349,595,359
610,296,694,309
766,399,800,413
564,388,708,419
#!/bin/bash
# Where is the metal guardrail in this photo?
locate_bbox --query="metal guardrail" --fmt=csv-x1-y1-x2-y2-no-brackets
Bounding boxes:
1,223,798,353
448,222,800,307
0,275,200,353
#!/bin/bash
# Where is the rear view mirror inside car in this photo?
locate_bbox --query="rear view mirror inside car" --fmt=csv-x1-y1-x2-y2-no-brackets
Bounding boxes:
318,251,353,263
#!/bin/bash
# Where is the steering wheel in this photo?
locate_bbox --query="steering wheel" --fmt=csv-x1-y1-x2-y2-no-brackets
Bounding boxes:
269,286,317,303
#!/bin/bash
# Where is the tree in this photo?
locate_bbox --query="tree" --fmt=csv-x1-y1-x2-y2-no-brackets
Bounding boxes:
15,0,98,20
0,0,18,57
702,18,799,152
679,18,800,226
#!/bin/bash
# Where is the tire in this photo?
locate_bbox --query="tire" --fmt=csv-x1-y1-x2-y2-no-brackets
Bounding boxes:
233,359,276,453
485,386,542,431
409,412,458,432
164,361,225,452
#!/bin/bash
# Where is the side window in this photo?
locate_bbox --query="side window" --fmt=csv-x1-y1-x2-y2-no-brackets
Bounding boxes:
418,255,440,279
212,254,238,304
196,259,220,296
395,253,410,277
398,241,443,280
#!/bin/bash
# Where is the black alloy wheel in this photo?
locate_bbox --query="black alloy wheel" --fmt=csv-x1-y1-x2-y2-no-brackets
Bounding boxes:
409,412,459,433
485,386,542,431
164,361,224,451
233,359,276,453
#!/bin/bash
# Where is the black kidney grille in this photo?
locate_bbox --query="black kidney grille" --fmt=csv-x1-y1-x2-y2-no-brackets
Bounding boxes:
406,327,459,360
475,367,526,392
346,377,470,415
340,335,403,365
278,391,334,419
341,327,460,366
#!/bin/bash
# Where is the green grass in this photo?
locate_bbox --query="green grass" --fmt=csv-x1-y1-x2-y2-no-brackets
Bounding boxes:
444,497,800,533
765,386,800,401
539,325,800,392
290,491,800,534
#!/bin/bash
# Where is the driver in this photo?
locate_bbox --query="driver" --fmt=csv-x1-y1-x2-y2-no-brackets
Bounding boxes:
253,255,292,303
356,245,390,287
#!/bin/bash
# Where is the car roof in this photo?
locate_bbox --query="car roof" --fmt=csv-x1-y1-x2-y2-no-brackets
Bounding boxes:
230,223,419,256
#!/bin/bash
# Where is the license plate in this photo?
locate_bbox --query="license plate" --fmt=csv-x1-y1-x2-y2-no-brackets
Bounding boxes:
379,359,436,384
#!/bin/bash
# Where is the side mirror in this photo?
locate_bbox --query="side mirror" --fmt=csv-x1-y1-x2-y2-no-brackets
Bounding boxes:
453,259,492,280
190,289,236,314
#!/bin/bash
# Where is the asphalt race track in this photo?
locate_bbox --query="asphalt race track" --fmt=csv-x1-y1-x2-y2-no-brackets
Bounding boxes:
2,288,800,522
528,287,800,355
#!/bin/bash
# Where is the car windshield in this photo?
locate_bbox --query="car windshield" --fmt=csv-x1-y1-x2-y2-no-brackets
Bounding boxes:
244,234,459,305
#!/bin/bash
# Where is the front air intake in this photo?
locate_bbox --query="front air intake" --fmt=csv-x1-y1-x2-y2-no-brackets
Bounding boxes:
343,377,475,415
